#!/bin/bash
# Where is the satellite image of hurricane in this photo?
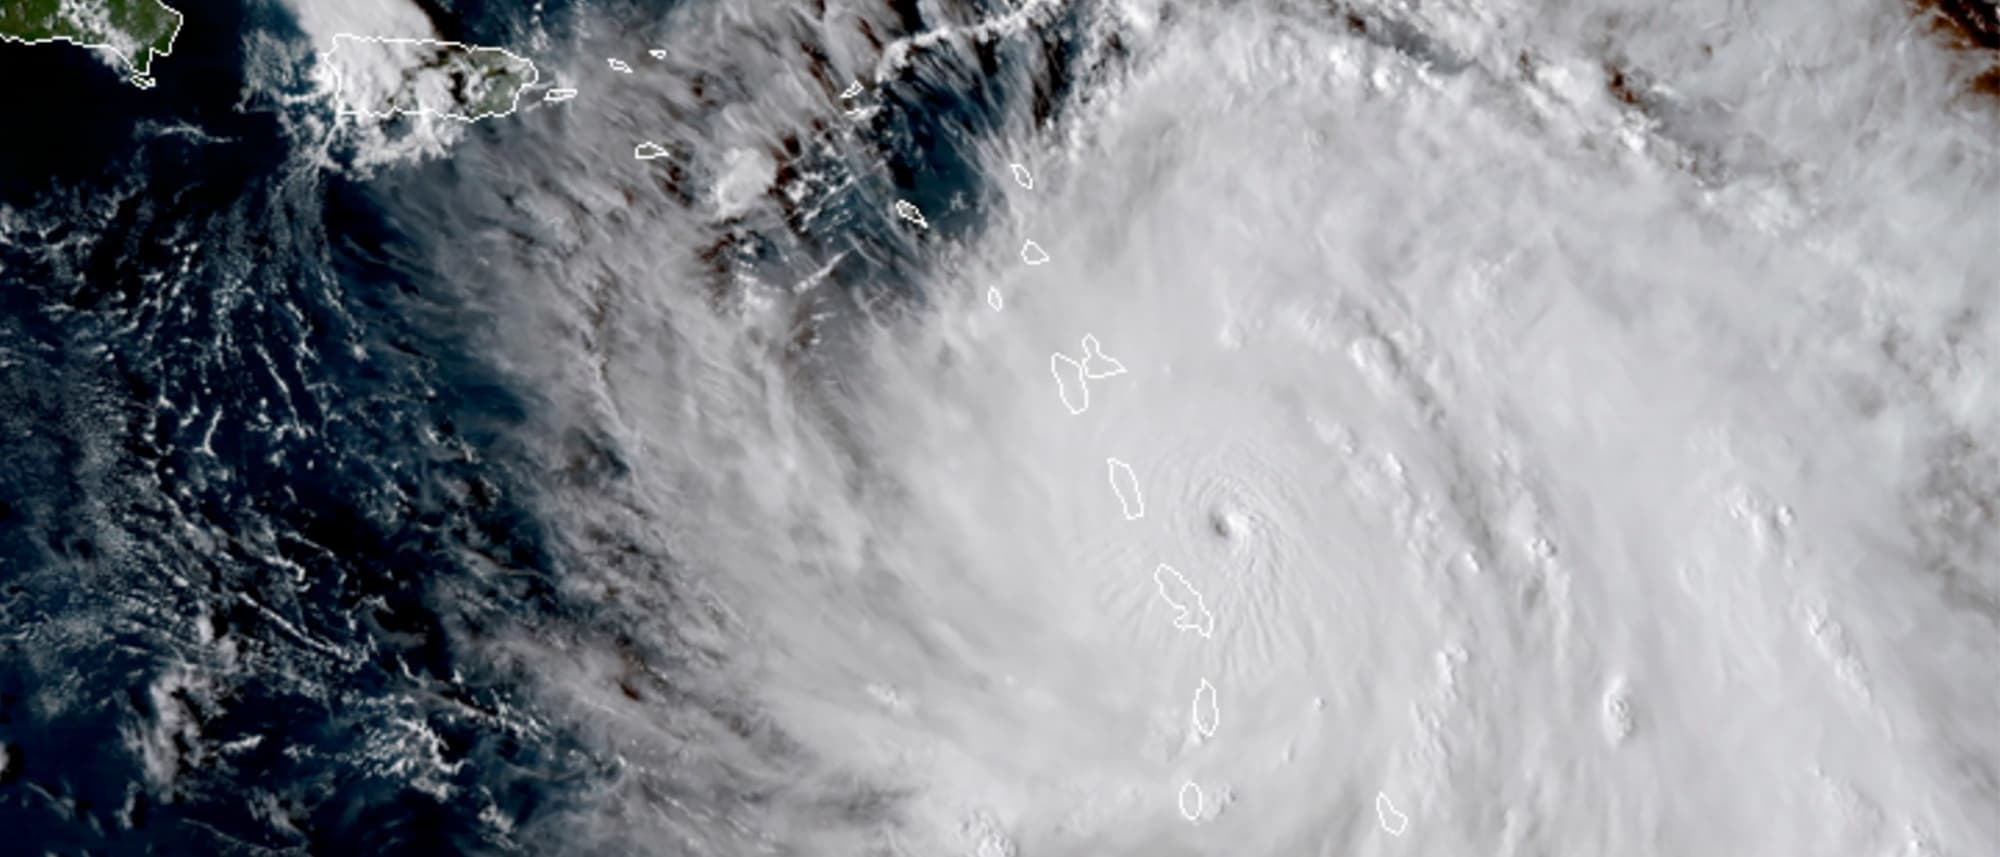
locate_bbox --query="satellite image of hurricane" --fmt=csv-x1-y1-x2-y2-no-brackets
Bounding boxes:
0,0,1997,854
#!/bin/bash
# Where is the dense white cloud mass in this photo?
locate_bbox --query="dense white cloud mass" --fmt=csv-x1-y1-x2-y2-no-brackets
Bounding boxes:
376,0,1999,855
285,0,435,45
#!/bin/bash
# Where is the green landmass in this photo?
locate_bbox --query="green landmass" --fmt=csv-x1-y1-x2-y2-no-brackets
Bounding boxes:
446,46,538,119
0,0,183,82
331,36,539,122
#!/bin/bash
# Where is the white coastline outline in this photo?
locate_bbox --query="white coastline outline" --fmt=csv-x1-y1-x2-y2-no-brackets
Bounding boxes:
1191,678,1218,737
1152,563,1216,638
0,1,185,87
1021,240,1050,265
1009,162,1033,189
1375,791,1409,836
1176,781,1204,822
1050,352,1091,415
840,79,868,118
326,34,541,123
1106,457,1145,519
1080,333,1127,379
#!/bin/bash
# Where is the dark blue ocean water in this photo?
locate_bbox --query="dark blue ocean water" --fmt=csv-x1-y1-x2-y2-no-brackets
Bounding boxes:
0,1,1100,853
0,3,589,853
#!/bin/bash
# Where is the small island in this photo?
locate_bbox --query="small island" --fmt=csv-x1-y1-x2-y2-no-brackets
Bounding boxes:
326,34,539,123
0,0,183,87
